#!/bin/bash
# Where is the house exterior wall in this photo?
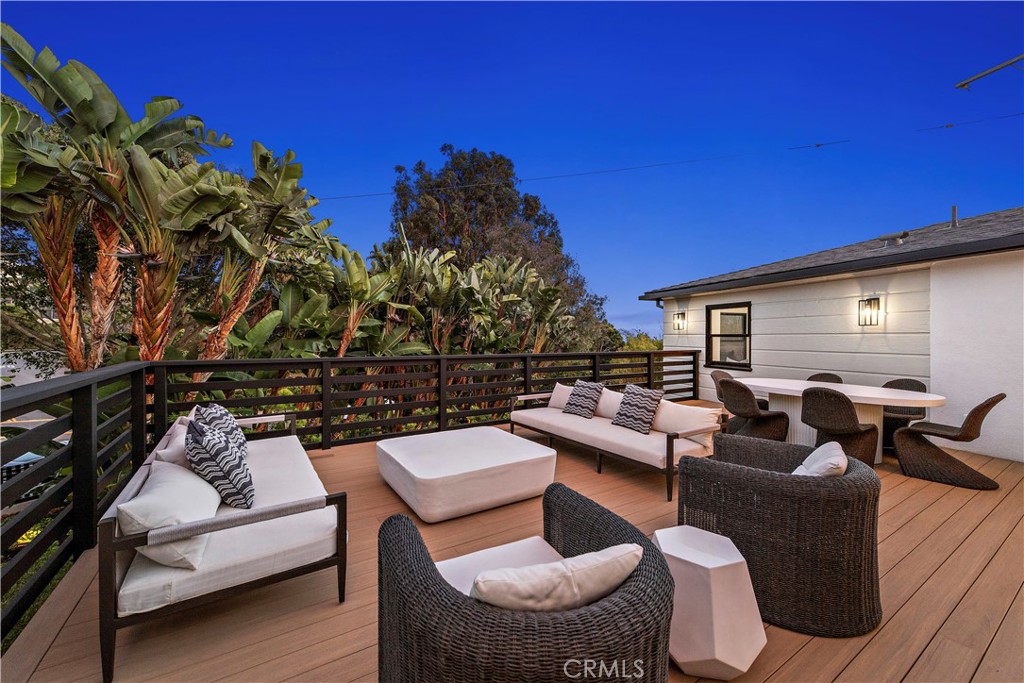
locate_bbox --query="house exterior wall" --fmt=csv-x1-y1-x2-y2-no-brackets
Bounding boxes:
929,251,1023,461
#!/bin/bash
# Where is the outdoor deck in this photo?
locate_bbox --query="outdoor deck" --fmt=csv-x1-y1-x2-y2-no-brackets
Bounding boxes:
5,432,1022,683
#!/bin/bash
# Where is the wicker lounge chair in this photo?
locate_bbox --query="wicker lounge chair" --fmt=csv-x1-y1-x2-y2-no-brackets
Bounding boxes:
893,393,1005,490
378,483,674,683
807,372,843,383
718,378,789,441
801,387,878,466
881,378,927,451
678,434,882,637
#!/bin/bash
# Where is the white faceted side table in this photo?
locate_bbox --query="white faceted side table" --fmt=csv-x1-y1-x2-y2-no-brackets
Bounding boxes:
653,525,767,680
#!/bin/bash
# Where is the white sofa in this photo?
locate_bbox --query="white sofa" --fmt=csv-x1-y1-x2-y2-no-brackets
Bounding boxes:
98,414,346,683
511,384,721,500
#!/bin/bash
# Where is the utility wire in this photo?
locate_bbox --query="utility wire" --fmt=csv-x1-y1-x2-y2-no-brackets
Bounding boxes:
315,110,1023,202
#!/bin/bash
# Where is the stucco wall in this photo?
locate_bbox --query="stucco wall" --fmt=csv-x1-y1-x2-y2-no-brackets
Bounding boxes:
929,251,1023,461
662,266,933,401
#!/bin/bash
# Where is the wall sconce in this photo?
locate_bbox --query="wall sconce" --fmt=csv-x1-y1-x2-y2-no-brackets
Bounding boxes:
672,311,687,331
858,297,881,326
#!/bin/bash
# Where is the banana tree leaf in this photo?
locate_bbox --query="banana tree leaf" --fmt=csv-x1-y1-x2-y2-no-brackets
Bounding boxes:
278,282,302,325
244,310,283,348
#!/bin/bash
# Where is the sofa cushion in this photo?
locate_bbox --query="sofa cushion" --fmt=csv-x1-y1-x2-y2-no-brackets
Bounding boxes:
470,543,644,611
562,381,604,419
152,416,191,469
117,436,337,617
116,461,221,570
612,385,665,434
436,535,564,596
548,383,573,410
186,420,255,509
194,403,248,458
651,401,721,449
792,441,848,477
594,388,624,419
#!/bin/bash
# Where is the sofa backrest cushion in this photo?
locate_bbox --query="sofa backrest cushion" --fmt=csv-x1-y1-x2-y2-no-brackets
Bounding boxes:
651,401,721,448
116,461,221,569
470,543,643,611
594,388,625,419
548,382,573,410
153,416,191,469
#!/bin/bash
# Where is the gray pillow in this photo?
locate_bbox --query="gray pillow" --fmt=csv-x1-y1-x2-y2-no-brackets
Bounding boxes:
185,420,255,508
194,403,248,458
562,381,605,419
612,385,665,434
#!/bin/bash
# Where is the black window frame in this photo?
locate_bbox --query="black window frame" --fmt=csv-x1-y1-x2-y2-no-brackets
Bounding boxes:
705,301,752,370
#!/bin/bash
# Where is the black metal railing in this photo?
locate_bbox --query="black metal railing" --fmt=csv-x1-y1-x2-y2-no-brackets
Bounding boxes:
0,350,698,640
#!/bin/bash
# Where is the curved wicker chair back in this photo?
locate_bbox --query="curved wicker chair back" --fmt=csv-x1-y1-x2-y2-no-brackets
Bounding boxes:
719,378,761,418
950,393,1006,442
678,434,882,637
378,483,674,683
882,378,927,418
807,372,843,383
801,387,861,433
710,370,734,403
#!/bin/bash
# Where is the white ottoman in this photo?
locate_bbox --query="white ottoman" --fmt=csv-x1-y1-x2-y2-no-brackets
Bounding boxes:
653,525,766,680
376,427,556,523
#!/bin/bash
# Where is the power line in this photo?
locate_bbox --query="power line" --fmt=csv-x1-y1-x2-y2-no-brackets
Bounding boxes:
315,110,1023,202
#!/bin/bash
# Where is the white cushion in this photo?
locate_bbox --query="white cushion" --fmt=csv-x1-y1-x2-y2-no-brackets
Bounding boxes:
117,436,338,616
651,401,721,448
470,543,643,611
116,461,221,569
792,441,848,477
152,416,191,468
594,389,625,419
436,536,564,595
548,383,573,410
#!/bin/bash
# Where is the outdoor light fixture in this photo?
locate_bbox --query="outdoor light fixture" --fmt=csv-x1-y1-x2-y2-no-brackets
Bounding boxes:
858,297,881,326
672,311,687,331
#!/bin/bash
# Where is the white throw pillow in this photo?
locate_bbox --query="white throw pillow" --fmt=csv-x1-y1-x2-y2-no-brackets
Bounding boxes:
650,401,721,448
470,543,643,611
116,461,222,569
548,383,573,410
152,416,191,468
594,388,625,419
792,441,848,477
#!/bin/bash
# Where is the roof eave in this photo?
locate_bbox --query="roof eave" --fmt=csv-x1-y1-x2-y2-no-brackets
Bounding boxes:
638,233,1024,301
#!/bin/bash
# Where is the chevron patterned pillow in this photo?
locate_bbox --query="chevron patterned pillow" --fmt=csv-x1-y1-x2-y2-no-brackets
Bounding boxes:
611,385,665,434
562,380,605,419
185,420,255,509
194,404,248,458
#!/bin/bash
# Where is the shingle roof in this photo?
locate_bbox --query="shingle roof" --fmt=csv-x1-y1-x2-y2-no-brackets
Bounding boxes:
640,206,1024,300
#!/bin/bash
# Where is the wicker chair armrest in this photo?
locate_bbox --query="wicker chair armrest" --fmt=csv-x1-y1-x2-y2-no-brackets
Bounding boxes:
543,482,651,557
710,433,812,472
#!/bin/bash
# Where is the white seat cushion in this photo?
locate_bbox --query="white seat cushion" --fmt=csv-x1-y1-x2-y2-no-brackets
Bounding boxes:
117,436,338,617
436,535,564,596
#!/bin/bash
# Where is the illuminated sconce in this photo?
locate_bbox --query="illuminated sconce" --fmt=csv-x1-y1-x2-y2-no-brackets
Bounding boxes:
672,311,687,331
858,297,881,326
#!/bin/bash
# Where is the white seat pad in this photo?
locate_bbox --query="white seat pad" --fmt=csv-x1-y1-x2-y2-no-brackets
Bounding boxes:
435,535,564,596
117,436,338,617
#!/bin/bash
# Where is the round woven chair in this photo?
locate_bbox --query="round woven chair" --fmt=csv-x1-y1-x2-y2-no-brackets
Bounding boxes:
719,378,789,441
807,372,844,383
881,378,927,451
378,483,674,682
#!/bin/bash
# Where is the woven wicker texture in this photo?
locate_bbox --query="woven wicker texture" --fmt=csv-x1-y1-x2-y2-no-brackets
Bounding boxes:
679,434,882,637
893,393,1005,490
807,372,843,383
719,378,788,441
378,483,674,682
881,378,927,450
800,387,877,466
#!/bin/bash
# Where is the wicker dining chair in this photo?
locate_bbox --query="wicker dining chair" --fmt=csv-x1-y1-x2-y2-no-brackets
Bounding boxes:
893,393,1005,490
719,378,789,441
800,387,877,466
881,378,927,451
679,434,882,637
378,483,674,683
807,372,844,383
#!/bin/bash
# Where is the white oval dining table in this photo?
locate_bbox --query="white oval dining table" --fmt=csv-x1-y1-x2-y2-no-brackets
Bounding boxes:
735,378,946,464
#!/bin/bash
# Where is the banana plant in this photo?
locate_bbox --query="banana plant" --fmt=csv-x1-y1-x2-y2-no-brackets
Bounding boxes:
333,247,403,358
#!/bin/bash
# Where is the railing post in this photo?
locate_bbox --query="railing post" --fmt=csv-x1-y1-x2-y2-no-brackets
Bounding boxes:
153,364,168,439
321,360,332,450
71,383,98,555
524,355,533,395
692,351,701,399
130,369,147,470
647,353,655,389
592,353,601,383
438,357,448,431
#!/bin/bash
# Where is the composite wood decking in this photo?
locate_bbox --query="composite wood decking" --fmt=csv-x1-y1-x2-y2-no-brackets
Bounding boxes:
3,430,1022,683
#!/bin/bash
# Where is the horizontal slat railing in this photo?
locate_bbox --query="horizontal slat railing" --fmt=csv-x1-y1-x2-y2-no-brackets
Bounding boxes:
1,350,699,640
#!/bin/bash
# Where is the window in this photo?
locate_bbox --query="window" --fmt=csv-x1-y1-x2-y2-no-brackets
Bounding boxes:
705,302,752,369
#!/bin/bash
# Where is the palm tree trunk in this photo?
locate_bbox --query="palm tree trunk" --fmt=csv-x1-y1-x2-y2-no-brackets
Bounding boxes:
133,255,181,361
86,208,124,368
26,197,88,372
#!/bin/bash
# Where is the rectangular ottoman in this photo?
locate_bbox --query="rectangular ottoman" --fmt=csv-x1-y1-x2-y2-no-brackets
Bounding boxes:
376,426,557,523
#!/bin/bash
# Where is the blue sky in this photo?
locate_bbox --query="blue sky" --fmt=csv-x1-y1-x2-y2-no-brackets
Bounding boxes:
4,1,1022,335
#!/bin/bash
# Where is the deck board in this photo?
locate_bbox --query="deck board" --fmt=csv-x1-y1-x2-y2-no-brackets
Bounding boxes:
8,433,1024,683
